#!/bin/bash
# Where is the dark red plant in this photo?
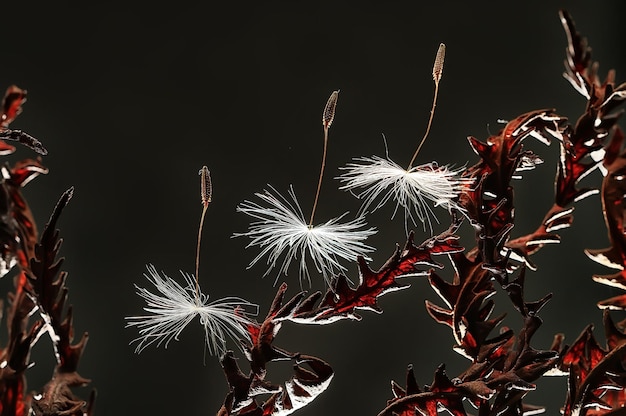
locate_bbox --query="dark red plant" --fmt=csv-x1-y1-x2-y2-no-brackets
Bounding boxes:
216,8,626,416
0,85,93,415
380,9,626,416
551,311,626,416
0,6,624,416
217,283,334,416
216,228,465,415
274,228,464,325
507,9,626,270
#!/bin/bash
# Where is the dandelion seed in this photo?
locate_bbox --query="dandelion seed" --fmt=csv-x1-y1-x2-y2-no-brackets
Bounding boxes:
234,185,376,287
409,42,446,168
126,264,258,356
338,155,469,233
337,43,465,234
237,90,376,286
127,169,258,357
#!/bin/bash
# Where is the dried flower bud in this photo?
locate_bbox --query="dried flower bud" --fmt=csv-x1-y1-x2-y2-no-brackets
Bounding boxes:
432,43,446,84
322,90,339,130
199,166,212,207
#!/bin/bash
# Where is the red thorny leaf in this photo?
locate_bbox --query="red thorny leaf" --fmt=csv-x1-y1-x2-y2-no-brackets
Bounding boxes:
587,127,626,311
272,227,464,325
218,283,333,416
0,85,48,279
551,311,626,415
26,188,95,416
0,85,26,155
460,109,566,273
507,10,626,271
218,224,465,415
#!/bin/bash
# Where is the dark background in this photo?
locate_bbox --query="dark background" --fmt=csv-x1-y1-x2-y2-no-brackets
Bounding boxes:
2,1,626,414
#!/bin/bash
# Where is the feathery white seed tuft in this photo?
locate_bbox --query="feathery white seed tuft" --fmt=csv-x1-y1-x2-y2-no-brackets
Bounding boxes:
234,185,376,287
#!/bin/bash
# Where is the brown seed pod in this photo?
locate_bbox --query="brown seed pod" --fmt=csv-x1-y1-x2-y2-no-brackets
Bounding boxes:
433,43,446,84
322,90,339,130
199,166,212,207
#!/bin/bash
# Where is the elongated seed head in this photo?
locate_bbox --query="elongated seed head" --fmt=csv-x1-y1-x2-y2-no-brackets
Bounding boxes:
199,166,212,207
433,43,446,84
322,90,339,130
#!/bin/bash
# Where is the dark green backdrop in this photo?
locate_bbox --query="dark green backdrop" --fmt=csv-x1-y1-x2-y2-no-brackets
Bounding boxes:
2,1,625,414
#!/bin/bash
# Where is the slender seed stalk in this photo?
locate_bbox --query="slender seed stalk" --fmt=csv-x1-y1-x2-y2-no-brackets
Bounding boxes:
309,128,328,228
195,206,207,300
309,90,339,227
408,43,446,170
195,166,212,303
408,82,440,169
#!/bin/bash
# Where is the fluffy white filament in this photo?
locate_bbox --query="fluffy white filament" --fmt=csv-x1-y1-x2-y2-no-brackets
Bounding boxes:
126,264,258,355
234,185,377,286
337,155,470,233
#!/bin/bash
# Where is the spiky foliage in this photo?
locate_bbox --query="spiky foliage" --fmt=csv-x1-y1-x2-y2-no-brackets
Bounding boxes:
26,188,95,416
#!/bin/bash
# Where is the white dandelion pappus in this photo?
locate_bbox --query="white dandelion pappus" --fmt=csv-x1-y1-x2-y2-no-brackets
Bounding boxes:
337,155,470,233
234,185,377,287
335,44,470,233
126,264,258,356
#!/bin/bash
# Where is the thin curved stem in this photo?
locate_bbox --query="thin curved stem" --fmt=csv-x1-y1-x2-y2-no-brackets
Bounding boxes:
309,127,329,227
195,204,208,304
408,81,440,170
